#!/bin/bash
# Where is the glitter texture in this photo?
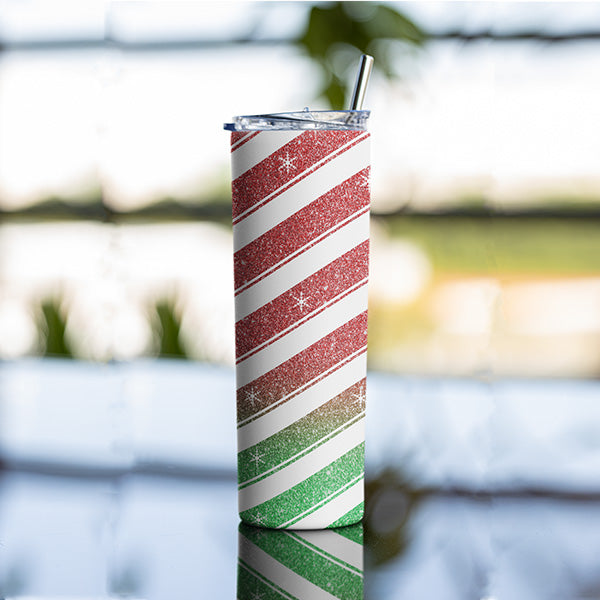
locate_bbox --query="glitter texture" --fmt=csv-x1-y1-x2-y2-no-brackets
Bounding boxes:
238,523,364,600
232,130,366,220
232,129,370,529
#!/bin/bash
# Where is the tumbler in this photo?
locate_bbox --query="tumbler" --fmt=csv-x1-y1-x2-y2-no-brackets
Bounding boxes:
225,110,370,529
237,522,364,600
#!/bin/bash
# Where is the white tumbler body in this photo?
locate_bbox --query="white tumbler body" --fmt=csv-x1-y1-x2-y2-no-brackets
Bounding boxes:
237,522,364,598
231,127,370,529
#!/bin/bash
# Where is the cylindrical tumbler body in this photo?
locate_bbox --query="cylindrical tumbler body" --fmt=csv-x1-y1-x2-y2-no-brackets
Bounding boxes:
230,113,370,529
237,523,364,598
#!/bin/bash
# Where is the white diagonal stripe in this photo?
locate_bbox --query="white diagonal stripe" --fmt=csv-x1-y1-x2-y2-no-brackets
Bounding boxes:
236,284,367,389
231,130,304,179
286,529,362,577
237,277,367,362
231,131,254,150
279,474,363,529
290,477,364,530
239,535,339,600
235,212,369,321
292,530,363,572
233,135,370,251
234,133,369,224
240,412,364,489
238,419,364,512
237,352,366,449
238,346,365,428
235,207,368,295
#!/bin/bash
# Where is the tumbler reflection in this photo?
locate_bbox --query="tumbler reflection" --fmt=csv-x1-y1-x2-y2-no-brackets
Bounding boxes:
237,523,364,599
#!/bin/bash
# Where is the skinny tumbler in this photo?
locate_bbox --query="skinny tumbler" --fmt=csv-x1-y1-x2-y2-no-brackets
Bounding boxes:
225,110,370,529
237,522,364,599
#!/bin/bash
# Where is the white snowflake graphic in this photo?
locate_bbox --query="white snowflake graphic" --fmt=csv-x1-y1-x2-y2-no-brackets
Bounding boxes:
245,388,260,408
278,151,298,174
359,172,370,190
249,448,265,468
292,291,311,312
253,511,266,526
249,589,265,600
352,389,366,410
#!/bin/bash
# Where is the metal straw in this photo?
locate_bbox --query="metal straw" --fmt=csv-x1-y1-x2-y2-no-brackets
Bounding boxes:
349,54,374,110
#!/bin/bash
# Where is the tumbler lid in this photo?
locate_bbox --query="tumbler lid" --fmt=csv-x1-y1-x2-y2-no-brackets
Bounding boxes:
224,109,370,131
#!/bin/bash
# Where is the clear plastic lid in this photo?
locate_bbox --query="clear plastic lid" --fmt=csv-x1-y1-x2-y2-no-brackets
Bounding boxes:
224,110,370,131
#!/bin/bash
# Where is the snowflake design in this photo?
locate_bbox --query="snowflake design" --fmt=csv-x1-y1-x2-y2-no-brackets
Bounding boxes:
352,389,366,411
249,448,265,468
245,387,260,408
278,151,298,174
252,511,266,526
359,172,370,190
292,291,311,312
249,589,265,600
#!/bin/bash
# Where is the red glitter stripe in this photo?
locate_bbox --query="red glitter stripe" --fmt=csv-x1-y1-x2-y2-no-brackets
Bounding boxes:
232,134,367,226
231,131,260,152
235,241,369,358
237,347,367,428
234,168,370,291
231,130,366,221
231,131,250,148
236,312,368,422
234,206,368,297
236,279,367,364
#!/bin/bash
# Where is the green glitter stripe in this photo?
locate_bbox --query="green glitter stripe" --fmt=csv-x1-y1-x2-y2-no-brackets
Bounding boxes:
240,443,364,529
238,413,364,490
240,530,362,600
328,505,365,531
286,532,363,576
238,381,365,487
242,525,361,576
283,473,363,529
238,558,298,600
252,453,363,529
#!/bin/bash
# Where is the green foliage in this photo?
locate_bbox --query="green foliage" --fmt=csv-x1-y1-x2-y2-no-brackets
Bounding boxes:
364,467,423,567
298,2,426,108
383,215,600,275
152,299,189,359
38,298,74,358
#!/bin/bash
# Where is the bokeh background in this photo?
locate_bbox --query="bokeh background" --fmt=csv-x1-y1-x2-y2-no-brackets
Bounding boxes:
1,0,599,377
2,2,600,598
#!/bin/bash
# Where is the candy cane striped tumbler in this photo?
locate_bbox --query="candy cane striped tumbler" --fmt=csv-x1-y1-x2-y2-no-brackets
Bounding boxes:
228,111,370,529
237,523,364,599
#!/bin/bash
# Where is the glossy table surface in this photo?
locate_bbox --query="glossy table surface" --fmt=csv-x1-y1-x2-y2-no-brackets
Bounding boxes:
1,360,599,599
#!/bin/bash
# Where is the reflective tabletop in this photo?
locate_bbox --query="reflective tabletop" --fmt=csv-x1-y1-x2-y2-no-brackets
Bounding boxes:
1,360,600,599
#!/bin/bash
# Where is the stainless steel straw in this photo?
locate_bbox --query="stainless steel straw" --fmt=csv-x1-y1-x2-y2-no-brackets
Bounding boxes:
349,54,374,110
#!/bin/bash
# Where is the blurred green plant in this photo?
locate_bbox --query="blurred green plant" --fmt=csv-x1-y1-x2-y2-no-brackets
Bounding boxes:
298,1,427,108
364,467,424,568
151,298,189,359
383,215,600,275
37,297,75,358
